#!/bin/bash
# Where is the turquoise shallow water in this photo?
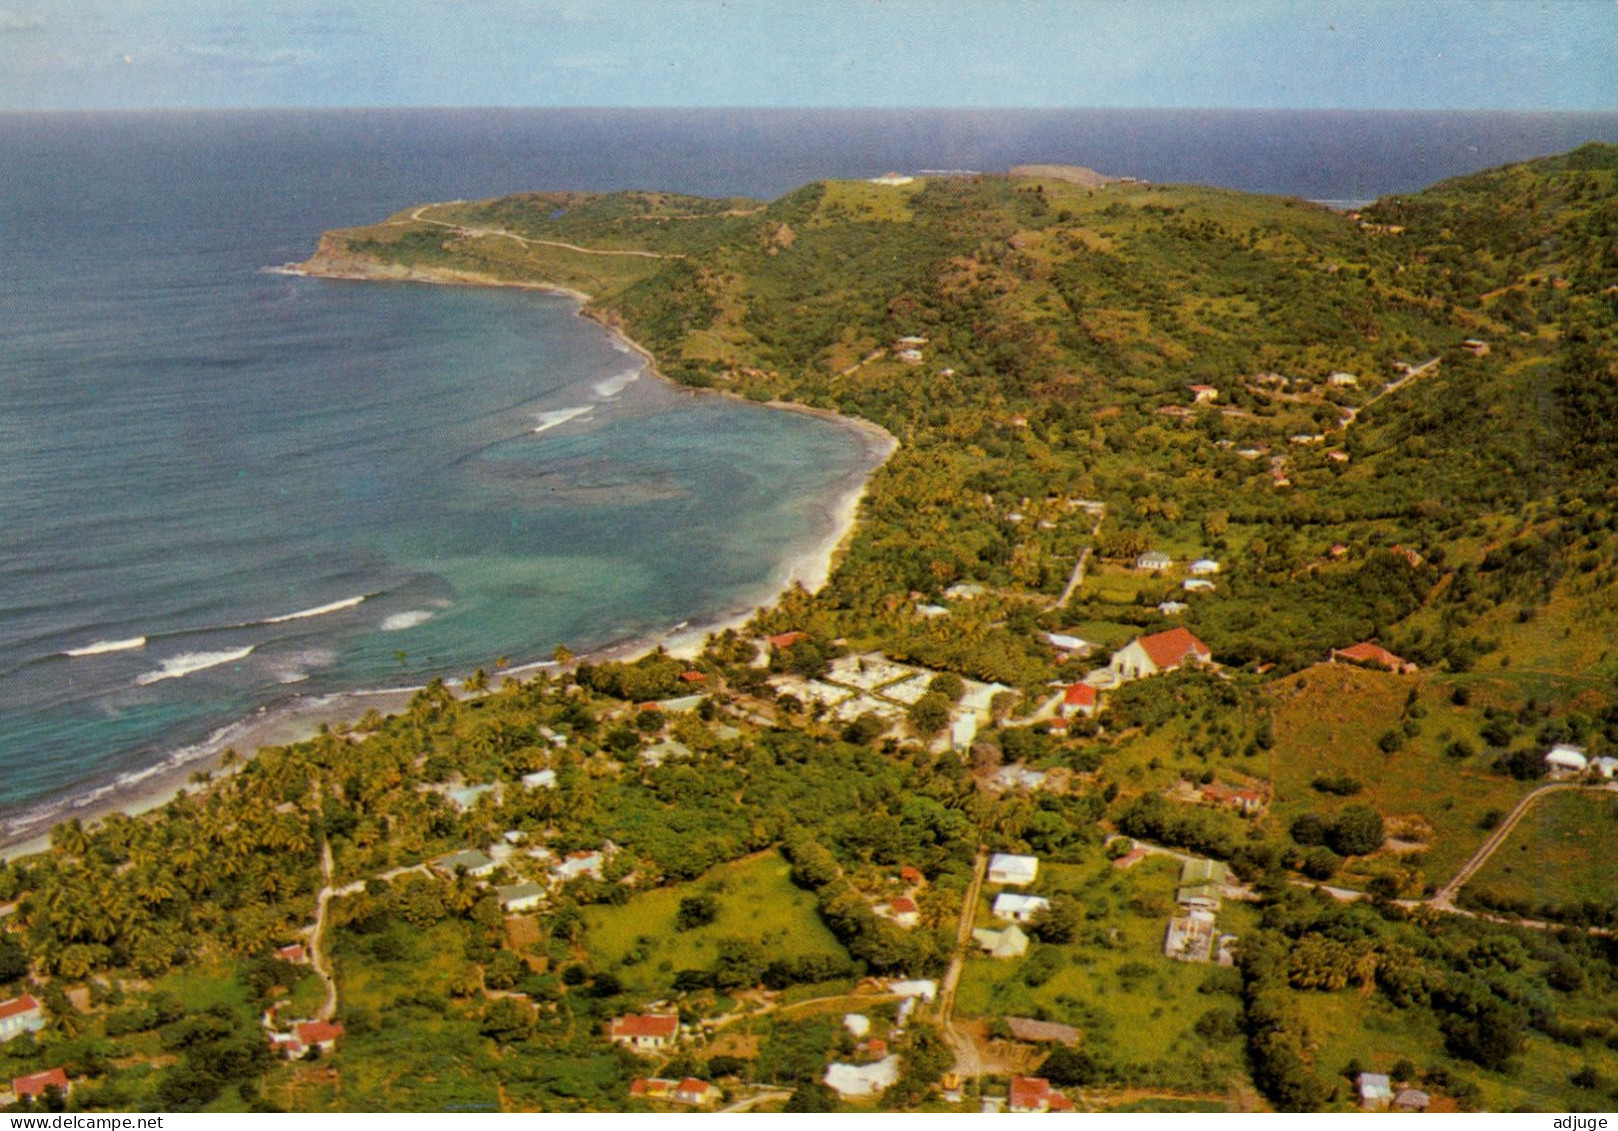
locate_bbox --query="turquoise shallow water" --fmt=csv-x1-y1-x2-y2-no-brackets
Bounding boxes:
0,120,872,833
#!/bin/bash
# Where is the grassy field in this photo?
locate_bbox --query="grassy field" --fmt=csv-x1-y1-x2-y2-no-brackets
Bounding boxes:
1267,663,1528,887
1297,983,1618,1113
954,856,1251,1093
583,849,847,996
1468,789,1618,909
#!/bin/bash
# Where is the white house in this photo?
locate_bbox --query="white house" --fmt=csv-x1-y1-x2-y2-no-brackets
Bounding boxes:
887,979,938,1002
434,849,497,879
988,853,1039,886
993,893,1050,923
610,1014,680,1051
972,924,1030,958
1358,1072,1394,1111
1136,551,1173,571
1045,632,1091,654
0,995,45,1043
824,1055,900,1097
1545,744,1589,776
446,783,496,811
1594,756,1618,779
1182,578,1215,592
522,769,557,789
1188,559,1221,575
1328,371,1358,386
552,850,606,883
1158,600,1189,616
869,172,915,186
496,882,547,913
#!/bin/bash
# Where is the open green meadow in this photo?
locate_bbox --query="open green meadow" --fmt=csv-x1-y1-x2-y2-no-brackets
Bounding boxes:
954,856,1251,1093
1470,790,1618,909
583,849,847,995
1268,663,1528,887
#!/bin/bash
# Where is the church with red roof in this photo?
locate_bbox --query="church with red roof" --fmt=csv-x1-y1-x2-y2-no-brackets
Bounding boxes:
1108,627,1212,681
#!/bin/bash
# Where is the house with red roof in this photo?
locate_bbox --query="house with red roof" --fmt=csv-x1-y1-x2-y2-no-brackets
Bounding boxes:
1331,642,1416,674
276,943,309,965
1109,627,1212,681
1188,383,1219,404
899,865,925,886
1201,780,1269,815
678,670,707,684
0,994,46,1043
881,895,920,929
11,1067,70,1101
610,1013,680,1051
767,631,808,650
1060,682,1097,718
1008,1075,1074,1113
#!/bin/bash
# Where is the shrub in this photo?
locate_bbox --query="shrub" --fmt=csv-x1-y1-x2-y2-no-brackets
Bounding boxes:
1327,806,1385,857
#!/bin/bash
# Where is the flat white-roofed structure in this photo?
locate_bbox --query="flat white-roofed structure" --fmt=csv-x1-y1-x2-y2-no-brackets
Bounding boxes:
1545,744,1589,776
993,893,1051,922
988,853,1039,886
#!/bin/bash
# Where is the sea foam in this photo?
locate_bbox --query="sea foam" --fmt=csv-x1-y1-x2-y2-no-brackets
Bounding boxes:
261,595,366,624
135,646,254,686
592,368,641,399
533,406,594,434
64,637,147,658
381,611,434,631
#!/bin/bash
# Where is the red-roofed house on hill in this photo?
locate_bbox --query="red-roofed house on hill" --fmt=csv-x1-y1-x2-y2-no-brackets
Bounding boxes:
277,943,309,965
1200,780,1269,815
610,1013,680,1051
1008,1075,1073,1113
296,1021,344,1053
767,631,808,650
0,994,46,1043
899,865,924,886
1331,642,1417,674
11,1067,70,1101
1109,627,1212,681
1060,682,1097,718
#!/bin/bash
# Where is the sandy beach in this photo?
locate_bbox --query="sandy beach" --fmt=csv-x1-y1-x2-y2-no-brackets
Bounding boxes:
0,256,896,863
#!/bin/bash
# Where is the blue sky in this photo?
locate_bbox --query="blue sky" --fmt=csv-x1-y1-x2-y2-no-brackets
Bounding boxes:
1,0,1613,112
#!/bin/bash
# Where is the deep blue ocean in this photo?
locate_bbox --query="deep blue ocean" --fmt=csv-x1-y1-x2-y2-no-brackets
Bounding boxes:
3,107,1617,838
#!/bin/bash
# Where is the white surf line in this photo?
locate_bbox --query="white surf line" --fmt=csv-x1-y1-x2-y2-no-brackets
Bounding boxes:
64,636,148,657
260,595,368,624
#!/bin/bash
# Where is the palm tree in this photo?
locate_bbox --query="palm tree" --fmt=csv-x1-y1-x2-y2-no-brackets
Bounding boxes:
50,819,90,859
